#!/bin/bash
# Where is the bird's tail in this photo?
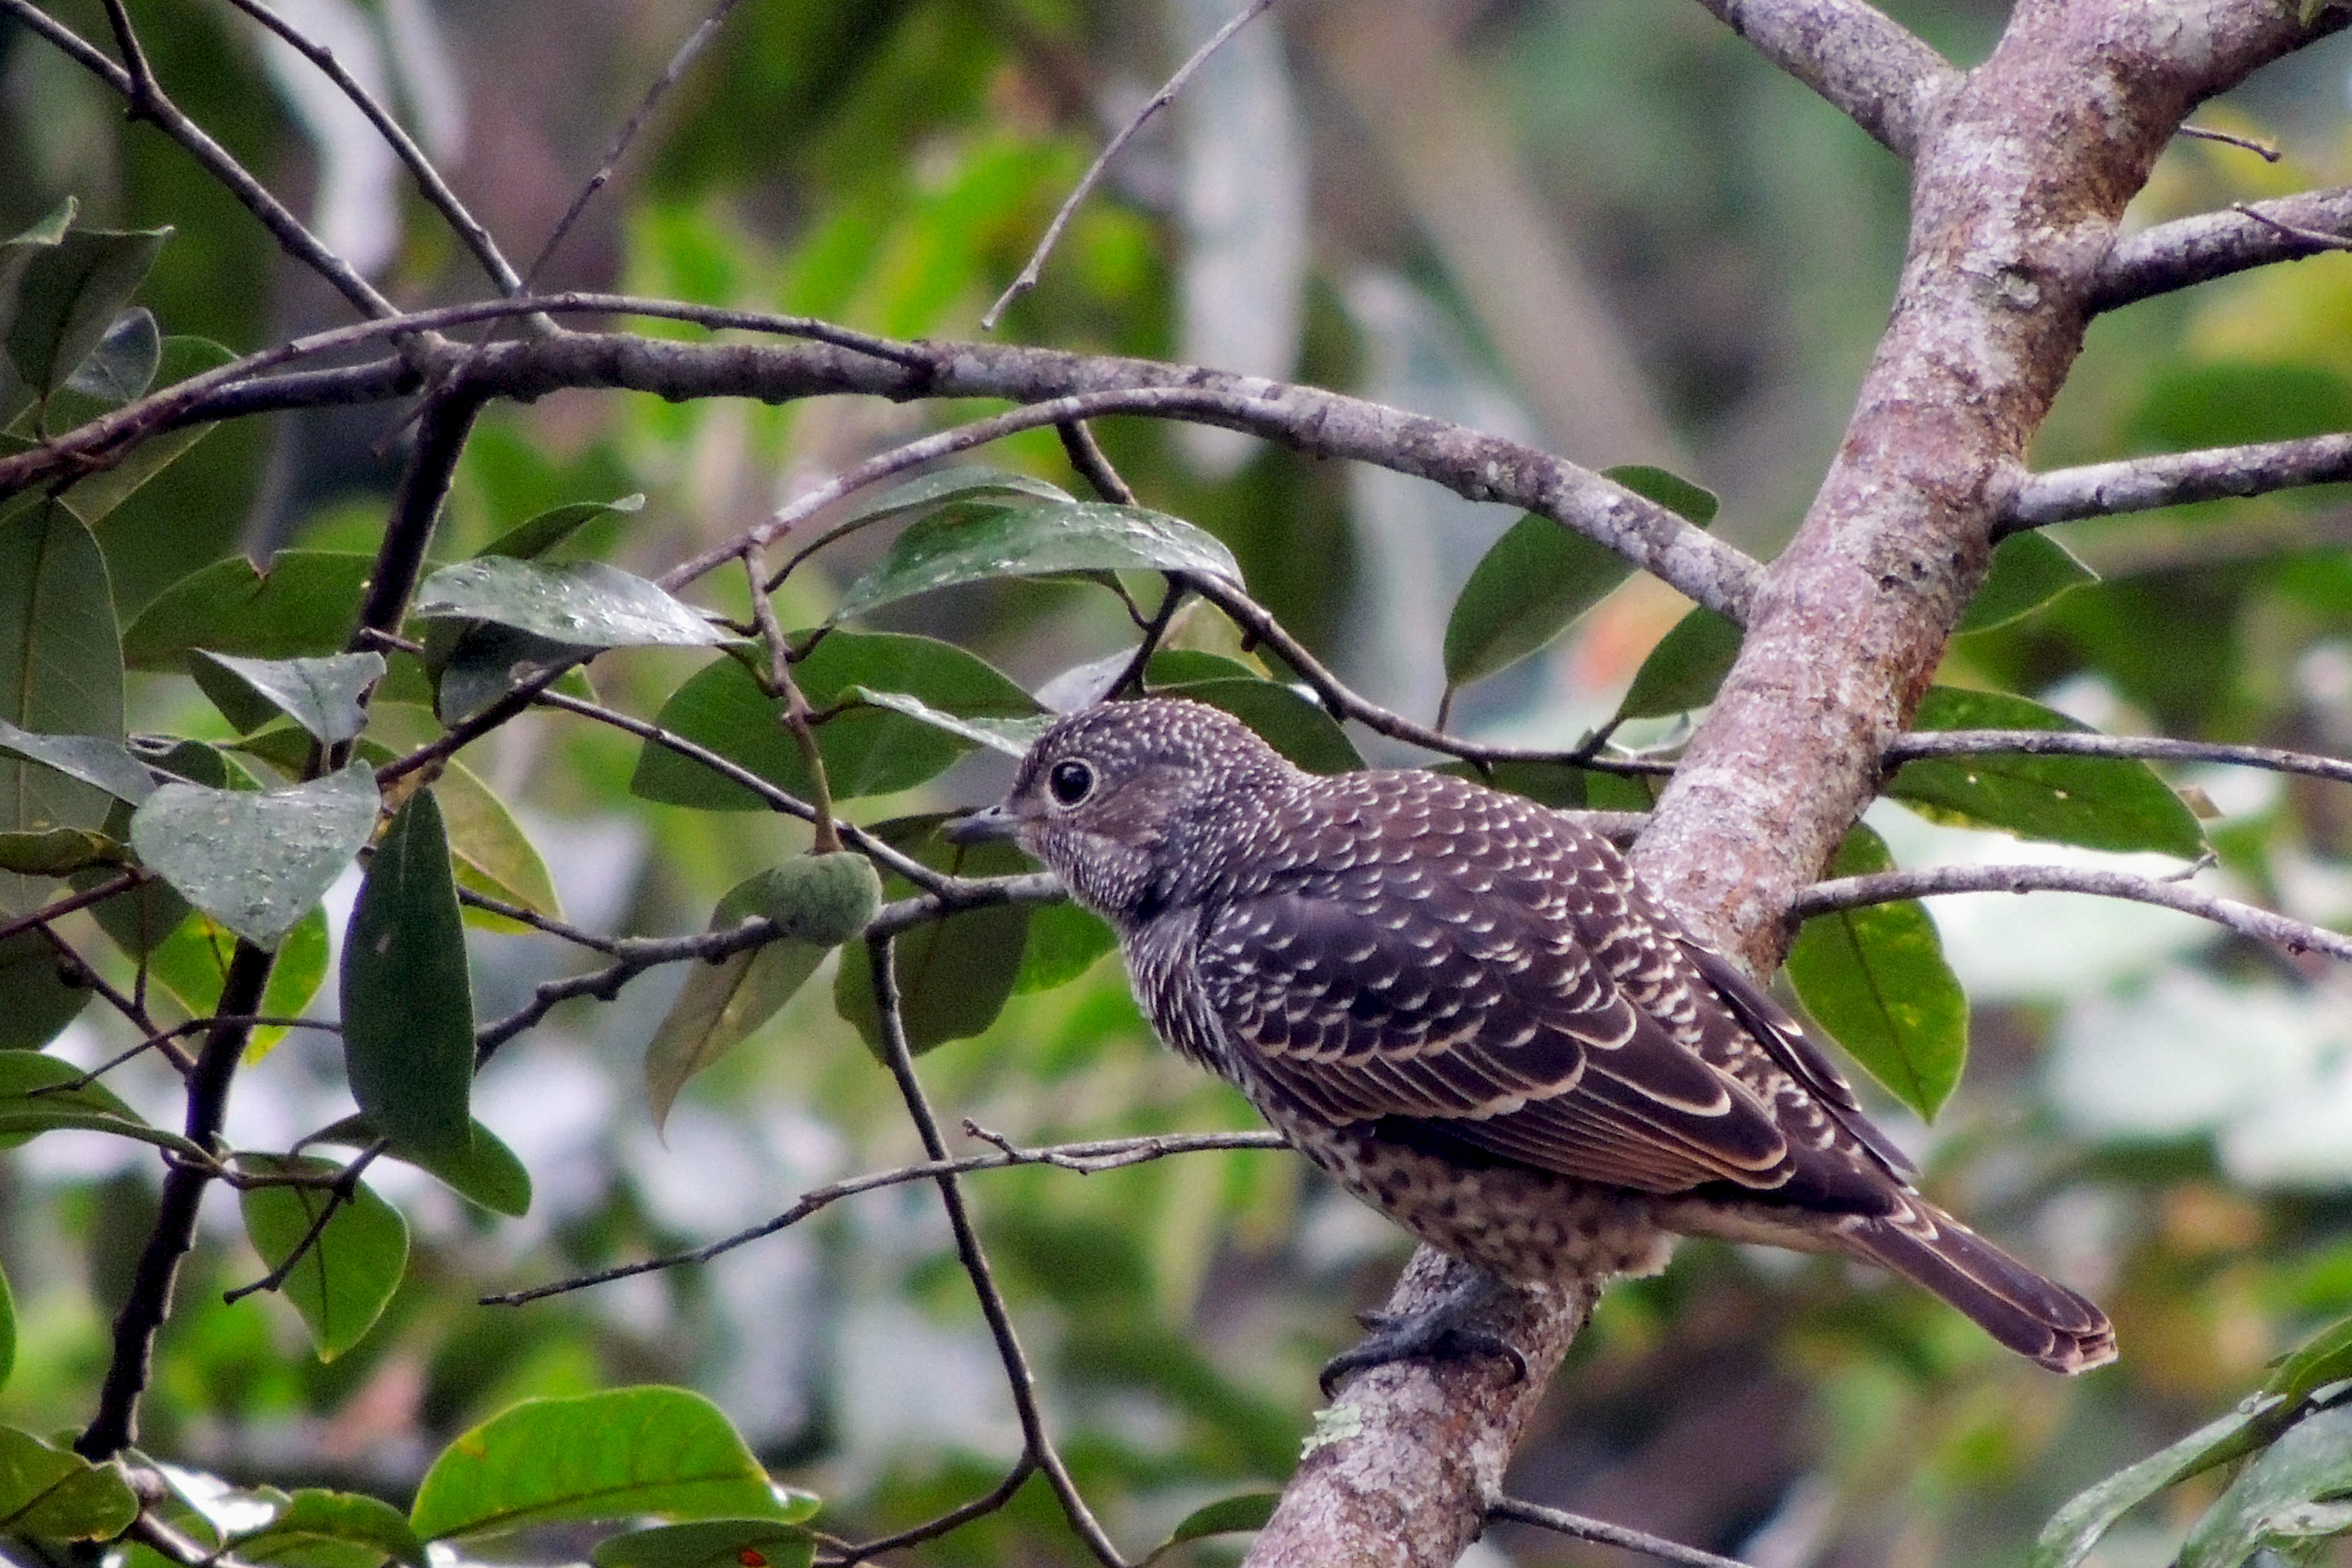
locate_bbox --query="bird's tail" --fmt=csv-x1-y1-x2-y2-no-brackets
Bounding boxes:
1845,1196,2115,1374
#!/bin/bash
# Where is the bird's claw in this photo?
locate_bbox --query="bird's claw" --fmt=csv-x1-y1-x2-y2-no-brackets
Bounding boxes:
1321,1297,1528,1397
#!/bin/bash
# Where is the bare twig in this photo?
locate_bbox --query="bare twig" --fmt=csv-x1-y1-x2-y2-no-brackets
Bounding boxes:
1684,0,1955,158
865,935,1127,1567
0,871,148,949
2179,124,2281,160
1886,728,2352,789
1793,862,2352,964
454,886,622,950
2003,431,2352,532
818,1461,1040,1568
982,0,1284,329
1489,1497,1757,1568
481,1128,1284,1305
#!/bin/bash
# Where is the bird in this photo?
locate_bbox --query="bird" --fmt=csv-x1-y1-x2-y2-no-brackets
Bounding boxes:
949,697,2115,1385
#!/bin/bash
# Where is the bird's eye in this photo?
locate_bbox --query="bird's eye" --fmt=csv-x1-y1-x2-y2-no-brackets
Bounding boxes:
1047,759,1096,808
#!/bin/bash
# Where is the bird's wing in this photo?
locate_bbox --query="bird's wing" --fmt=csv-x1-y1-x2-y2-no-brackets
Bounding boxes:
1192,882,1799,1194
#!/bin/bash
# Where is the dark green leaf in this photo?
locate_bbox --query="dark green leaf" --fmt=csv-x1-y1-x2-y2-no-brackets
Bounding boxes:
0,717,155,807
130,762,380,949
428,623,594,726
2180,1403,2352,1568
476,493,646,560
0,1050,203,1158
645,855,882,1131
190,651,385,742
828,466,1071,534
1144,648,1260,686
237,1153,409,1362
1442,515,1638,691
63,307,160,403
342,789,474,1160
1890,688,2205,857
834,817,1030,1055
59,337,239,524
0,1424,139,1538
121,551,376,670
1602,464,1720,525
227,1488,430,1568
0,1259,13,1391
1014,902,1116,993
591,1520,817,1568
1785,823,1968,1121
632,633,1040,809
845,686,1052,757
2268,1315,2352,1406
1956,533,2098,634
833,500,1242,619
1149,678,1363,773
408,1387,795,1541
1615,607,1742,721
311,1114,531,1218
2031,1399,2285,1568
1143,1492,1281,1563
0,930,89,1052
5,223,170,397
413,558,724,649
0,506,127,905
0,826,120,877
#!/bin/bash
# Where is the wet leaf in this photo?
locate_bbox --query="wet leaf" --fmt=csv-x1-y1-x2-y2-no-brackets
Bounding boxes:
828,466,1071,534
1956,532,2098,633
476,493,645,560
1784,823,1968,1121
237,1153,409,1361
413,557,724,649
2031,1397,2284,1568
1890,687,2205,857
341,789,474,1160
130,761,381,949
190,651,385,743
1615,607,1742,721
845,686,1053,756
122,551,375,669
0,717,155,807
2180,1403,2352,1568
409,1388,795,1540
833,499,1242,619
2267,1314,2352,1406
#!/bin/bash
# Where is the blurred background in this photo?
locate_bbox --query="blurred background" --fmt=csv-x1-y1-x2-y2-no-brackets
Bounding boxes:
8,2,2352,1564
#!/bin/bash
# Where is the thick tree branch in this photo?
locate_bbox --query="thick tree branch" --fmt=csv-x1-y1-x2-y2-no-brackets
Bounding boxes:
2004,431,2352,530
2090,184,2352,312
1686,0,1955,158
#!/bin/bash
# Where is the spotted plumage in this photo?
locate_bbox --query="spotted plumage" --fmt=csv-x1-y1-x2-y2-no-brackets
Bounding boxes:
955,698,2115,1375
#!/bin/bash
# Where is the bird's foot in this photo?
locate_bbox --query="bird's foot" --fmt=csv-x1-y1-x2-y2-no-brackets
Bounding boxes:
1319,1272,1527,1397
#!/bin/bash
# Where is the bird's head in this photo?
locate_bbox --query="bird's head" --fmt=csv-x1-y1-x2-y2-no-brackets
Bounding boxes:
949,698,1294,922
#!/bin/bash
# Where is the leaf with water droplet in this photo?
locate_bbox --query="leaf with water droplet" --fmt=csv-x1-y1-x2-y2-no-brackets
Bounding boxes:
129,762,380,949
190,650,385,742
414,557,725,649
832,500,1243,620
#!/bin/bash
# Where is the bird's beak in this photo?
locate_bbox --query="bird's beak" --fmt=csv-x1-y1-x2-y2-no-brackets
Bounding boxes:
945,803,1021,845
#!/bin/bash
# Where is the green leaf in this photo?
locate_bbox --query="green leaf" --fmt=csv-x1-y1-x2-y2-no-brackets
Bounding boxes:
827,467,1072,534
1956,533,2098,634
1149,678,1364,773
644,855,882,1132
130,762,381,949
2268,1315,2352,1406
0,1260,14,1391
427,622,592,726
1014,902,1116,993
0,826,121,877
1603,463,1720,525
237,1153,409,1362
122,551,376,670
0,1050,205,1159
834,817,1031,1055
413,558,725,649
845,686,1053,757
1615,607,1742,721
833,499,1243,620
2031,1399,2286,1568
1142,1492,1281,1563
58,337,239,524
632,633,1040,809
190,651,386,742
1144,648,1262,686
591,1519,817,1568
1784,823,1968,1121
2181,1403,2352,1568
5,223,170,397
341,788,474,1160
0,930,87,1050
435,759,564,927
310,1113,530,1218
0,1424,139,1538
1889,688,2206,857
227,1488,430,1568
408,1387,796,1541
0,717,155,806
476,493,646,560
1442,515,1638,691
63,307,160,403
144,907,329,1056
0,505,126,911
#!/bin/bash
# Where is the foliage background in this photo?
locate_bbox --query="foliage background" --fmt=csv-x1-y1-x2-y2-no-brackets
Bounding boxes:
5,2,2352,1565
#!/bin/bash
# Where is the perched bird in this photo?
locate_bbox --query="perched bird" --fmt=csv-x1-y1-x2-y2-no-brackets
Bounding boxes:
951,698,2115,1383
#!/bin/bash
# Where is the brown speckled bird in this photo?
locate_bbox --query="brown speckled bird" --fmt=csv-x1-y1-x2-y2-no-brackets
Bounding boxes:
952,698,2115,1384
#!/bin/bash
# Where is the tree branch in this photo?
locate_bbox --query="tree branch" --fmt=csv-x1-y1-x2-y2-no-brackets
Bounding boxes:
1885,728,2352,789
1686,0,1955,158
2003,431,2352,531
2090,183,2352,312
1488,1495,1756,1568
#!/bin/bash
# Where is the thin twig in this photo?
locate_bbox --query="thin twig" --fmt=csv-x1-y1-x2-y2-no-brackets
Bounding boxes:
1886,728,2352,788
1794,863,2352,964
0,870,147,949
817,1461,1040,1568
454,886,622,950
1057,418,1137,503
982,0,1284,329
2229,199,2352,251
745,548,842,853
2181,124,2282,161
1489,1496,1757,1568
865,936,1128,1567
481,1128,1284,1305
222,1142,390,1304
